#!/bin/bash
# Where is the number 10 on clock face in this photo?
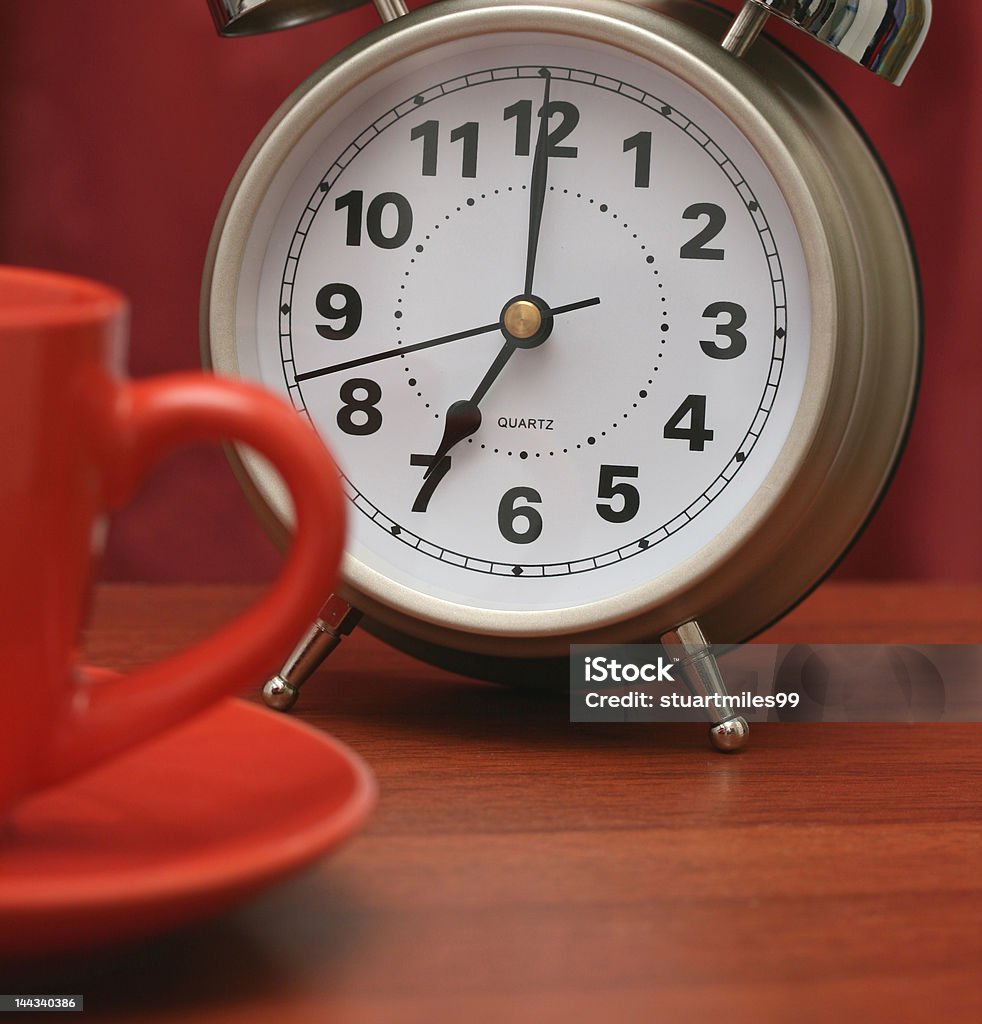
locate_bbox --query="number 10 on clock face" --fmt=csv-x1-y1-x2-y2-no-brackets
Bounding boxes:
229,30,811,618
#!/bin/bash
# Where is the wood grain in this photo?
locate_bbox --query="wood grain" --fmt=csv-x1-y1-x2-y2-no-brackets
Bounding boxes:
3,583,981,1023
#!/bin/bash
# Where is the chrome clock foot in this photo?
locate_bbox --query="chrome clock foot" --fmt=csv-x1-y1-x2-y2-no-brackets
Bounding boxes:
661,619,749,753
260,595,362,712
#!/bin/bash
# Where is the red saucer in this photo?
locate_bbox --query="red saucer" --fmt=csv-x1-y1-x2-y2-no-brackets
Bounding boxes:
0,697,376,959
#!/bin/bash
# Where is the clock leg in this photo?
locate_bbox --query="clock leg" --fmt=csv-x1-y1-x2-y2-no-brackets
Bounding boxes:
262,595,362,711
660,620,750,753
721,1,772,58
372,0,408,23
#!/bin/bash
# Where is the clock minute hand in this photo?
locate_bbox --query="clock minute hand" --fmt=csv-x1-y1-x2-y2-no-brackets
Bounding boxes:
524,70,553,296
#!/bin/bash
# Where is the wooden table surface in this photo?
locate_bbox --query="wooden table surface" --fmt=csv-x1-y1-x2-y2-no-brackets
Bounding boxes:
5,582,982,1023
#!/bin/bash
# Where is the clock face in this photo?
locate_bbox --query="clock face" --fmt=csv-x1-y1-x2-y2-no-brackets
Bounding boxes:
230,29,812,617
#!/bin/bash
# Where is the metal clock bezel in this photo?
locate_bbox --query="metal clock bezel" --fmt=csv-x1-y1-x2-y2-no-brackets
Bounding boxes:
202,0,919,659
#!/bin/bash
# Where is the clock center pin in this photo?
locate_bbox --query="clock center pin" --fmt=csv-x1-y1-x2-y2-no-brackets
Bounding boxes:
503,299,541,339
500,295,554,348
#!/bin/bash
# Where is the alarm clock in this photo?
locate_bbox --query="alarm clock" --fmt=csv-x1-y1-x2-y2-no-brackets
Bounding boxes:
202,0,929,749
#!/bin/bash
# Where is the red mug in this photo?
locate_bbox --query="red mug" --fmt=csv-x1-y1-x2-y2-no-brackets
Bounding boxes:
0,266,345,816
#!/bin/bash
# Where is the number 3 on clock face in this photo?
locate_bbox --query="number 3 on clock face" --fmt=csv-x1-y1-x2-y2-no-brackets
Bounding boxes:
205,0,919,657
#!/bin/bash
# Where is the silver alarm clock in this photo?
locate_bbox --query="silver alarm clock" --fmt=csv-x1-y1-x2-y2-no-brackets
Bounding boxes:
202,0,929,749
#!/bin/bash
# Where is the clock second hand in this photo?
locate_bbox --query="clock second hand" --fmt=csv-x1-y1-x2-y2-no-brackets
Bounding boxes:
294,296,597,383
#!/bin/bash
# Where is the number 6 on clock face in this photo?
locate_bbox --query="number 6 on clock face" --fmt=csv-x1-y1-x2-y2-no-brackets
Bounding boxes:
205,0,920,665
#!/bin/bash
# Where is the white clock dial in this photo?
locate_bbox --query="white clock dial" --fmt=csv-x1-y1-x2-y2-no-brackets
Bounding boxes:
234,31,810,616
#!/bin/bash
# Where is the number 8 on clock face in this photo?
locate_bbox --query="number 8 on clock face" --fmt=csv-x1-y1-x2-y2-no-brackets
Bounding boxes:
204,0,920,676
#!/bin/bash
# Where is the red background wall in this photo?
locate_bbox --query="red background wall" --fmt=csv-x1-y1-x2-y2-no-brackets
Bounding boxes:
1,0,978,583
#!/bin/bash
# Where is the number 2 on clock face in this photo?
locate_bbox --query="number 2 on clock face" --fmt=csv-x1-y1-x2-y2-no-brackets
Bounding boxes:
254,34,811,613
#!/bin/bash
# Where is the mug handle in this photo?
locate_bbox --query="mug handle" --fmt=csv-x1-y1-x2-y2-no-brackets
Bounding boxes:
41,373,345,787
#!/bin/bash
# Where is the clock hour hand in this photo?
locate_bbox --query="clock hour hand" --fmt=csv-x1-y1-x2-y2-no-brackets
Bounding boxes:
412,339,513,510
415,330,517,496
410,398,482,512
420,335,518,480
411,334,518,508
